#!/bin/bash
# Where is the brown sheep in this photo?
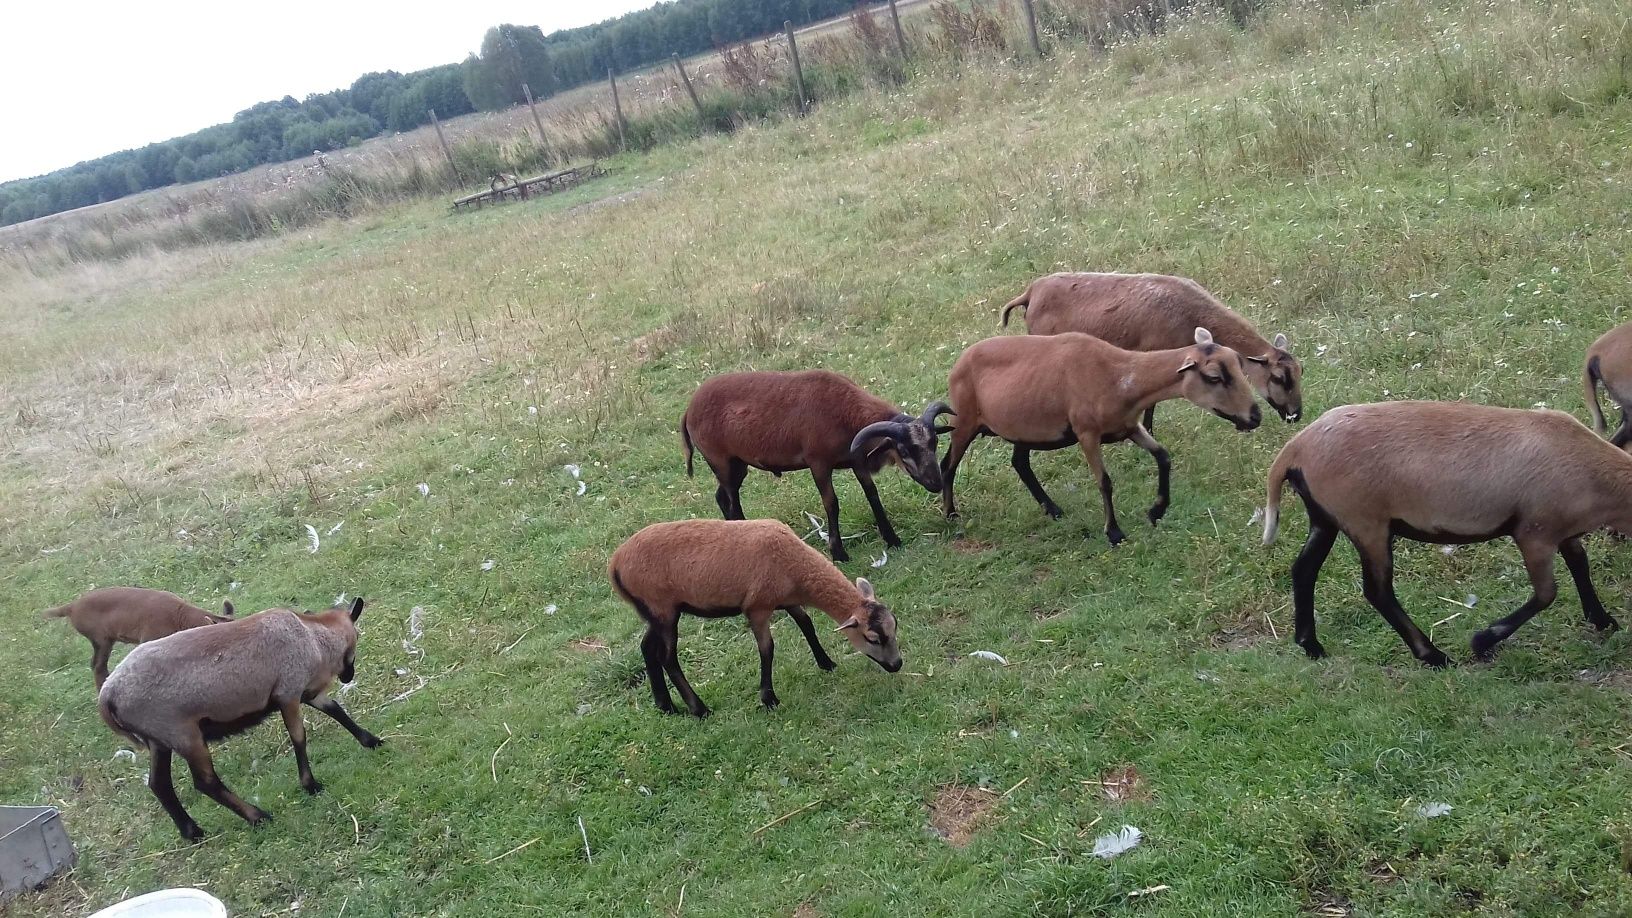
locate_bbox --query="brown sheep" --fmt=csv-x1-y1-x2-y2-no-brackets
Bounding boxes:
1264,402,1627,667
99,599,382,840
609,518,902,716
44,587,235,689
941,328,1261,544
680,370,953,561
1583,320,1632,448
1001,272,1304,428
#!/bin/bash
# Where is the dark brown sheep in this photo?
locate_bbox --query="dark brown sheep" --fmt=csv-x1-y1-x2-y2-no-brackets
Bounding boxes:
44,587,234,689
680,369,952,561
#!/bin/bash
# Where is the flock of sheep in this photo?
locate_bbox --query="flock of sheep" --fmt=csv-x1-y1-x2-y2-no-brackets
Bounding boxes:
46,270,1632,841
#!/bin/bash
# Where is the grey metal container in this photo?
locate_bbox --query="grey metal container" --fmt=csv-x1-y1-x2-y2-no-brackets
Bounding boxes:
0,805,77,904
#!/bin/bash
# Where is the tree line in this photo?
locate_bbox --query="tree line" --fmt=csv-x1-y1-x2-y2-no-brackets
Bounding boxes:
1,0,859,227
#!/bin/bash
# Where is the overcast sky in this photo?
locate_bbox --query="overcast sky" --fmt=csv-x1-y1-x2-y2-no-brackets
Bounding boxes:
0,0,654,183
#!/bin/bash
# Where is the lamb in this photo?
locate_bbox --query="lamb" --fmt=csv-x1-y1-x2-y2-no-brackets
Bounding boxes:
1263,402,1627,667
43,587,235,689
1001,272,1303,429
1583,320,1632,448
98,598,382,841
608,518,902,717
940,328,1261,544
680,370,954,561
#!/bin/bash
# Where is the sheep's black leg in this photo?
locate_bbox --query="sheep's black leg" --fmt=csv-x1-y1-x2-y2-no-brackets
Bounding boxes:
148,746,204,841
1291,523,1338,659
940,426,977,518
1077,436,1124,545
1355,540,1447,667
785,606,836,671
1471,539,1559,660
660,620,709,718
280,701,321,795
726,459,749,520
853,468,901,547
640,626,676,714
1142,405,1156,434
178,732,270,826
1126,425,1171,525
305,694,383,748
812,466,848,562
1560,537,1619,632
748,610,779,709
1011,446,1062,519
91,639,113,690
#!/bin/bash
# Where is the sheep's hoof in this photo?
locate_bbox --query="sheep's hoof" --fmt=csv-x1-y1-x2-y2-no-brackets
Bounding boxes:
1147,503,1168,525
882,533,903,548
1042,503,1063,520
1105,527,1126,546
1593,616,1621,634
654,702,680,716
359,734,384,749
1421,647,1454,668
246,809,273,826
761,693,780,709
688,705,712,719
180,823,206,843
817,658,838,672
831,547,851,563
1298,639,1327,660
303,781,324,796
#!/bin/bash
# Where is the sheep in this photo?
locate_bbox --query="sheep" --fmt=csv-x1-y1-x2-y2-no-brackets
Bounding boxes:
98,598,382,841
680,369,954,561
1001,272,1303,429
43,587,235,690
608,518,902,717
1263,401,1628,667
940,328,1261,544
1583,320,1632,448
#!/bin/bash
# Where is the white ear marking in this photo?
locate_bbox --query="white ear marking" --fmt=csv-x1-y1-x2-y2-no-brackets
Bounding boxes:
855,577,875,600
1273,332,1288,350
1194,327,1214,346
1176,358,1197,374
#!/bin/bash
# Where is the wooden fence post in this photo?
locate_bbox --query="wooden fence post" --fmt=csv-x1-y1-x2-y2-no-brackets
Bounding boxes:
608,68,628,150
428,108,464,185
1020,0,1043,56
522,82,552,163
888,0,909,59
672,54,706,121
785,20,809,114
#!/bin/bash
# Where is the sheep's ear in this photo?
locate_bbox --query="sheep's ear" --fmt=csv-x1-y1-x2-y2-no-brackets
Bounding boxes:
865,439,894,461
349,597,366,622
222,600,235,617
1243,354,1269,364
1273,332,1288,350
855,577,876,600
833,615,861,632
1176,358,1198,375
934,424,955,435
1194,327,1214,346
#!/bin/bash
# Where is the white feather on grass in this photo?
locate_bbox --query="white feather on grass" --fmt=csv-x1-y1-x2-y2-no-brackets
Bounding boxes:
417,483,430,498
328,521,345,535
969,650,1008,665
871,549,888,568
1092,825,1143,859
1416,802,1452,818
305,525,321,554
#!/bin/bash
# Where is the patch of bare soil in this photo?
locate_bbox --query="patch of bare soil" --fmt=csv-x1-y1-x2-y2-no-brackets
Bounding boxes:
567,185,652,216
1209,611,1276,651
1577,669,1632,692
1094,764,1153,804
792,904,820,918
951,537,994,554
567,638,610,655
928,784,997,848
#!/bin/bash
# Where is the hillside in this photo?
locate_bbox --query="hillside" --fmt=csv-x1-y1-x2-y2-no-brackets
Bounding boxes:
4,0,1632,915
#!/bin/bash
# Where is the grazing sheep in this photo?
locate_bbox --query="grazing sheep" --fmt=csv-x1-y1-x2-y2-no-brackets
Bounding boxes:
1583,320,1632,448
44,587,234,689
98,599,382,840
609,519,902,717
1264,402,1626,666
680,370,953,561
1001,272,1303,428
940,328,1261,544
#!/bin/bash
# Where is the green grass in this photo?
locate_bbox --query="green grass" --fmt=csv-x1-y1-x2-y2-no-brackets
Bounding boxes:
6,0,1632,914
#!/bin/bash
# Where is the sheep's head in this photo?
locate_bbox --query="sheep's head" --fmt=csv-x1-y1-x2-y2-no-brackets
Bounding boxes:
849,402,955,492
1176,328,1261,432
834,578,902,672
319,597,366,684
1241,332,1303,422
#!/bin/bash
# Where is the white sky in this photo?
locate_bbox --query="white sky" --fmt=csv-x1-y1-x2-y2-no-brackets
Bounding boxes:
0,0,654,183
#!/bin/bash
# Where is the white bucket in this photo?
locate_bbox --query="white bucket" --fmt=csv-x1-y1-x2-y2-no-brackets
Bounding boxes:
88,888,227,917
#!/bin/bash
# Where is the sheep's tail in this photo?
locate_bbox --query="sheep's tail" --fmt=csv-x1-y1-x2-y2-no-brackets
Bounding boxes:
42,603,72,620
999,284,1031,327
98,697,150,750
679,412,695,478
1263,446,1296,546
1585,354,1607,434
610,569,656,624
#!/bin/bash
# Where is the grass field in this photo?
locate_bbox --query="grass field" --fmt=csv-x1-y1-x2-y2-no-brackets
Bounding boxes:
5,0,1632,914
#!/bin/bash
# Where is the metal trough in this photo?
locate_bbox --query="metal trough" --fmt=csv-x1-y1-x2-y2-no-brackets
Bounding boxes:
0,805,77,903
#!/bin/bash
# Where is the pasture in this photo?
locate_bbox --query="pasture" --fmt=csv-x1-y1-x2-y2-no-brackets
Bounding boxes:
4,0,1632,914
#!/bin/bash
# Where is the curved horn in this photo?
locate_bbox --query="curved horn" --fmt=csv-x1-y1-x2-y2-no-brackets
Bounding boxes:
850,420,907,457
919,400,955,428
